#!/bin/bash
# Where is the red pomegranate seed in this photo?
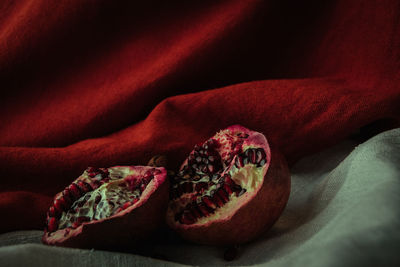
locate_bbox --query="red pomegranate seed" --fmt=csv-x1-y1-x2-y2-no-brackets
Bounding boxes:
54,198,66,213
122,202,131,210
48,206,57,217
86,167,97,173
217,189,229,203
68,183,81,199
191,206,202,219
197,203,211,216
235,156,244,168
224,184,233,194
224,175,234,186
195,182,208,192
202,196,216,209
62,189,73,204
212,194,224,208
80,181,93,192
47,217,58,232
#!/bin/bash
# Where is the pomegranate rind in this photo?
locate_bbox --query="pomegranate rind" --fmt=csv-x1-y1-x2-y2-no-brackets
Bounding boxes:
42,166,169,249
166,125,290,245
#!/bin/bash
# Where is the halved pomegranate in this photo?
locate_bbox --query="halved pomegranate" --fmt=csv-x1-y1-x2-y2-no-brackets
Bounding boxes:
166,125,290,245
42,165,168,249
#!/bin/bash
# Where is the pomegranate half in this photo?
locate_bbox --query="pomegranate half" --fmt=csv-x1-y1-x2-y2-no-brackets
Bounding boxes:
42,165,168,249
166,125,290,245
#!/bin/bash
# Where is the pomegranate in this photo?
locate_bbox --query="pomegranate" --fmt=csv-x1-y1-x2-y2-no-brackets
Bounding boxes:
166,125,290,245
42,164,168,249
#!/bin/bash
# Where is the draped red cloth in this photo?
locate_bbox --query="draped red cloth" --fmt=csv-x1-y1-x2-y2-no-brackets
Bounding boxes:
0,0,399,233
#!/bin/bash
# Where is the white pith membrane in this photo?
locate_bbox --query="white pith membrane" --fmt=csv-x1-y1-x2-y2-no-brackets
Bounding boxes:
45,166,163,236
168,126,270,227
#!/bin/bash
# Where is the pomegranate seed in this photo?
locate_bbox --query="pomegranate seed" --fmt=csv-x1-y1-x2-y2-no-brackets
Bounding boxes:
195,182,208,192
212,194,224,208
202,196,216,209
224,184,233,194
224,175,234,186
217,189,229,203
87,167,98,172
197,203,211,216
122,202,131,210
191,206,202,219
235,156,244,168
48,206,57,217
68,183,81,199
62,189,73,204
54,198,66,213
47,217,58,232
77,181,92,193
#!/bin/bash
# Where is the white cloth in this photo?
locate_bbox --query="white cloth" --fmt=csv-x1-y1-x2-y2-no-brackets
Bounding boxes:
1,129,399,267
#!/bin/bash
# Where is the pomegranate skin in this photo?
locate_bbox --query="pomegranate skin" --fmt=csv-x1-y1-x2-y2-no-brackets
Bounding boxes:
42,167,169,250
167,126,291,245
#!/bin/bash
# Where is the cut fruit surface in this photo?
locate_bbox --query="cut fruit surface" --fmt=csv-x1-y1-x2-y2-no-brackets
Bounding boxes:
166,125,290,245
42,165,168,249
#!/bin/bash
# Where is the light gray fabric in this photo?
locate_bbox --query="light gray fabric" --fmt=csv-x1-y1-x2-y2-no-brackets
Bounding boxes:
1,129,399,267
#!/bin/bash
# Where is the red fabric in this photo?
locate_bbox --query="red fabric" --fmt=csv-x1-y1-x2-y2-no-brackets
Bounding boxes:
0,0,399,233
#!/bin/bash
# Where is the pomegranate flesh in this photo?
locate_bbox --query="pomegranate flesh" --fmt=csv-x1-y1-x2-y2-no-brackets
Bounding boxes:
166,125,290,245
42,165,168,249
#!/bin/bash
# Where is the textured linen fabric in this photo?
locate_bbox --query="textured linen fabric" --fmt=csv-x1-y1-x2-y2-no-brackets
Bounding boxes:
1,0,400,234
1,129,399,266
